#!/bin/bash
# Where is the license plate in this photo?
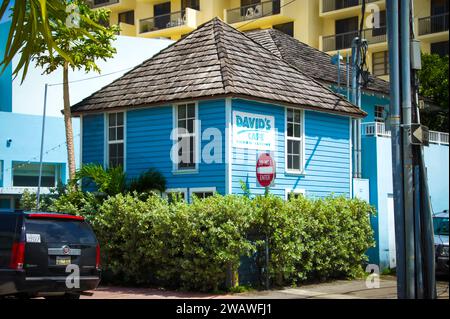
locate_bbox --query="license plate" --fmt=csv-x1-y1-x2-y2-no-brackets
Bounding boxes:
56,256,71,266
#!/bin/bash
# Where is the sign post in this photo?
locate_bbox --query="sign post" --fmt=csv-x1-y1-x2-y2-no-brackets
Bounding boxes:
256,152,276,290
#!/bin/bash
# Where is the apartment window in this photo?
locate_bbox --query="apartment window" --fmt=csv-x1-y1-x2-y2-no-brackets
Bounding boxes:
374,105,385,123
108,112,124,168
286,108,303,172
154,2,171,29
335,17,358,50
12,162,61,187
273,22,294,37
335,0,359,10
431,41,449,57
118,10,135,25
372,51,389,76
241,0,261,16
182,0,200,11
372,10,386,36
175,103,197,171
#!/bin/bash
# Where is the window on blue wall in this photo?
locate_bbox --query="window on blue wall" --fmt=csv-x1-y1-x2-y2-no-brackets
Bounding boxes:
176,103,196,170
286,108,303,172
108,112,124,168
12,162,61,187
374,105,385,123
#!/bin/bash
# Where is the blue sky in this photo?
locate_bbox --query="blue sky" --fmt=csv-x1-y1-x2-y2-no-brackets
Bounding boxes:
0,1,13,24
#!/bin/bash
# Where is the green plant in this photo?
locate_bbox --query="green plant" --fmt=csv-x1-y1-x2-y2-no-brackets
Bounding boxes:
418,53,449,132
127,168,167,194
74,164,126,196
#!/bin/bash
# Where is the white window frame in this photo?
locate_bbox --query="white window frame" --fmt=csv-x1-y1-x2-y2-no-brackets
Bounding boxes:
284,107,305,175
172,102,199,174
284,188,306,200
105,111,126,170
189,187,216,201
164,188,188,202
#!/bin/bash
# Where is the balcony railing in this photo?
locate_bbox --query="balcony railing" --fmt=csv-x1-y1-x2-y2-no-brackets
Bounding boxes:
362,122,449,145
226,0,281,24
139,11,186,34
322,26,387,51
322,0,379,14
88,0,119,8
418,13,449,36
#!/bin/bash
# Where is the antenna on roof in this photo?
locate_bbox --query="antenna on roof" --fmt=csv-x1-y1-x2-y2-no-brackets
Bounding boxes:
331,50,343,93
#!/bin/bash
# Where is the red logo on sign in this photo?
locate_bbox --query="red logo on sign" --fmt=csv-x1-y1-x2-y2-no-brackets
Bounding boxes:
256,153,276,187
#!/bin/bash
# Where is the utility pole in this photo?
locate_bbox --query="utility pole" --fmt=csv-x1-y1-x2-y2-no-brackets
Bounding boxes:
36,83,49,211
386,0,436,299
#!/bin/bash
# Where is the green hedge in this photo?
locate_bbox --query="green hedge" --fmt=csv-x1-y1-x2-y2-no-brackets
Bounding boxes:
51,193,375,291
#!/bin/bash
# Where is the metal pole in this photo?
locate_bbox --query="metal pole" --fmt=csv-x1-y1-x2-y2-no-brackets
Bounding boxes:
264,185,270,290
36,83,48,211
387,0,407,299
346,54,350,100
400,0,416,299
337,50,341,92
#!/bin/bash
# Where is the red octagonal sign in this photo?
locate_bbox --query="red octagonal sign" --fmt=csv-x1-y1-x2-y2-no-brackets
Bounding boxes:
256,153,276,187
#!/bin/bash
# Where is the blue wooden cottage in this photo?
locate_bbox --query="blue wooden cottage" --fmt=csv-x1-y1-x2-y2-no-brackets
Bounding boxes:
72,18,365,201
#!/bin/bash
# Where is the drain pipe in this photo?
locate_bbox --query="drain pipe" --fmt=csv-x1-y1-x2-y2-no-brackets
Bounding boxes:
387,0,406,299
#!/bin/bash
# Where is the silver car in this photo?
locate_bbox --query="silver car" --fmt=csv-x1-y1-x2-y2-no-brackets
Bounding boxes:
433,210,449,275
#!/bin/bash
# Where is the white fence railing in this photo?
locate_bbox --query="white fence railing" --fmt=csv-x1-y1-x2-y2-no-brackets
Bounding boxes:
361,122,449,146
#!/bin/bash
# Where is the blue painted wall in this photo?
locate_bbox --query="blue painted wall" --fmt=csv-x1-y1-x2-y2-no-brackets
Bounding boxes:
0,20,12,113
230,99,352,198
82,100,227,195
82,114,104,166
126,100,226,194
81,98,353,200
0,111,80,189
423,144,449,213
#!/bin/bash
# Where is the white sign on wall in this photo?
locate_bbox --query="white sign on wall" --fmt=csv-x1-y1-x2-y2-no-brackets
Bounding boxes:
232,111,275,150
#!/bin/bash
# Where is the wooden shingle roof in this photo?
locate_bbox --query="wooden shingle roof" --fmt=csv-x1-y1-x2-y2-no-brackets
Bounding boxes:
246,28,390,95
71,18,365,118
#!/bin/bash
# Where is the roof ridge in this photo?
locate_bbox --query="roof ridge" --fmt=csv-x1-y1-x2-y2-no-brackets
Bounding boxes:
212,18,231,94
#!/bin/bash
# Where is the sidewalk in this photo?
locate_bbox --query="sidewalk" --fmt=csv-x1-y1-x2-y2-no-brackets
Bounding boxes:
83,276,449,299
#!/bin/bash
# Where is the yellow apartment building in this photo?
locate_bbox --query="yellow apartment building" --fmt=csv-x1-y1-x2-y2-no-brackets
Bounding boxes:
89,0,449,81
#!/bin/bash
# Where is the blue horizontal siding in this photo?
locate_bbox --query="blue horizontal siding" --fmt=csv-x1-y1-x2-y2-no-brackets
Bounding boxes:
126,100,226,195
231,99,351,199
82,114,104,166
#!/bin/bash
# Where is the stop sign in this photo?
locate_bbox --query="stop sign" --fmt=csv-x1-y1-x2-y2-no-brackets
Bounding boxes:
256,153,276,187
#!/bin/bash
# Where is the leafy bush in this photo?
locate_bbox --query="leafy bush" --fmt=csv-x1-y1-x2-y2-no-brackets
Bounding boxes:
31,186,374,291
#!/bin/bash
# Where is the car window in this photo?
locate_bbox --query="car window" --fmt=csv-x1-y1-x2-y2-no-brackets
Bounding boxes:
433,217,449,236
25,219,97,245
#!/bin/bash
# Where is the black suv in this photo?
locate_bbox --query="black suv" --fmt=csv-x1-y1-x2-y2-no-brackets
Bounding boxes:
0,211,101,299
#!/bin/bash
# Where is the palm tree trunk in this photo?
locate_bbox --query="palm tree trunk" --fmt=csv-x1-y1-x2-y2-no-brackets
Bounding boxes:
63,61,76,180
